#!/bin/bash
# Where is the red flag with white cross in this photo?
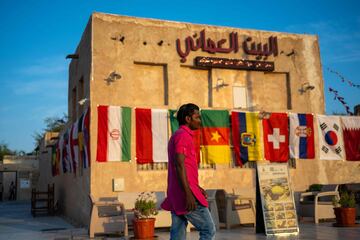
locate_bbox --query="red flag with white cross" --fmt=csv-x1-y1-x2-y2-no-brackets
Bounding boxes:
262,113,289,162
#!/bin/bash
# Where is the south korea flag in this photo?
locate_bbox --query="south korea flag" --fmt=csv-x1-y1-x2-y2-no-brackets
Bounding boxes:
317,115,344,160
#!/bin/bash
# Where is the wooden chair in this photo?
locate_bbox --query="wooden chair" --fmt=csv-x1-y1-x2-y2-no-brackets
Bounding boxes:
299,184,340,223
31,183,54,217
89,195,128,238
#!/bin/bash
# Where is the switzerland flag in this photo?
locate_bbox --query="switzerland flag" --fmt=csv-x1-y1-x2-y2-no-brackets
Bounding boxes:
262,113,289,162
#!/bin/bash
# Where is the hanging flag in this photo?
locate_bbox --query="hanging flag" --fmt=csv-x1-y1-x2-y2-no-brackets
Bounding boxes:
289,113,315,159
317,115,344,160
263,113,289,162
201,109,231,164
169,109,201,164
136,108,168,164
169,109,179,134
51,144,60,176
78,112,85,170
62,129,72,173
83,107,91,167
57,134,64,174
341,116,360,161
78,107,91,168
70,121,79,174
231,111,262,166
97,105,131,162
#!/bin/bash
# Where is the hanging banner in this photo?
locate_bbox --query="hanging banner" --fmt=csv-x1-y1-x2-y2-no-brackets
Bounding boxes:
257,163,299,236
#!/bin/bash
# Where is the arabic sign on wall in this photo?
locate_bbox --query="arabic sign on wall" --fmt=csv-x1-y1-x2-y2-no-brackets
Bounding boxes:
176,29,278,63
195,56,274,72
257,163,299,236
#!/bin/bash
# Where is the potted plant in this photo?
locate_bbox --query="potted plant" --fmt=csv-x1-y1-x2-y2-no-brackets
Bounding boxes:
133,192,158,239
333,190,356,226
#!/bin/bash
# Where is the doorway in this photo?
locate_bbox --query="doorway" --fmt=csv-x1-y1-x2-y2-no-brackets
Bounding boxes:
1,171,17,201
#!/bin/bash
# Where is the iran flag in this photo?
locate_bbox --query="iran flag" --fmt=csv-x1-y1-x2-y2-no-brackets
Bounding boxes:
341,116,360,161
263,113,289,162
317,115,344,160
96,105,132,162
136,108,169,164
289,113,315,159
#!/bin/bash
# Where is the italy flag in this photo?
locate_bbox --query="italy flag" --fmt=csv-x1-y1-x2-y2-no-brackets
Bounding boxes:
201,110,231,164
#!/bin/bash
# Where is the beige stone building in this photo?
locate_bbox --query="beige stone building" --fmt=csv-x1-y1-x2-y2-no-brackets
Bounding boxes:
0,155,39,201
36,12,360,228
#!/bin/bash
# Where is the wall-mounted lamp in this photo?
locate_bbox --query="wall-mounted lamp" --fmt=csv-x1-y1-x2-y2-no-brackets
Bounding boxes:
213,78,229,91
258,111,271,120
286,50,295,56
298,82,315,94
66,54,79,59
78,98,89,105
104,71,122,85
280,50,295,57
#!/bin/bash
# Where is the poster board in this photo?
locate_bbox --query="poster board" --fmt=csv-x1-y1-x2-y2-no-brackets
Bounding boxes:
20,179,30,189
257,163,299,236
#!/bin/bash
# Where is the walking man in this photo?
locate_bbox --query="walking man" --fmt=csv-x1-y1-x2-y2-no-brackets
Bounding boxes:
161,103,216,240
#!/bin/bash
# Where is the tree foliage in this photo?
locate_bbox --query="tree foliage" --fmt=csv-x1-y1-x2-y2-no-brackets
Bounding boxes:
0,142,15,161
33,113,68,148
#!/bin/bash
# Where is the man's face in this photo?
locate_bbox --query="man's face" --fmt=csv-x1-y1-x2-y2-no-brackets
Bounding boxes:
187,110,201,130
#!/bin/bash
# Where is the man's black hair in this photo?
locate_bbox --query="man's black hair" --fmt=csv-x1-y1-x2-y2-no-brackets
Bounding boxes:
177,103,199,125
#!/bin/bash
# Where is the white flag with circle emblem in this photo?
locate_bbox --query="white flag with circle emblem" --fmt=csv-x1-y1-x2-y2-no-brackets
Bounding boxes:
317,115,344,160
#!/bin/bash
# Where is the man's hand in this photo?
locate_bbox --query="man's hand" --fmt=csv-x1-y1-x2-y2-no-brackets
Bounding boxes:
185,191,196,211
199,186,208,199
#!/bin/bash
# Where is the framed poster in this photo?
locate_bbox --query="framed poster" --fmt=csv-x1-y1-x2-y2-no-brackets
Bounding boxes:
257,163,299,236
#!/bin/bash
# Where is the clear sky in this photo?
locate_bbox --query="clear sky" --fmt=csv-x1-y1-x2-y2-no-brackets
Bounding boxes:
0,0,359,152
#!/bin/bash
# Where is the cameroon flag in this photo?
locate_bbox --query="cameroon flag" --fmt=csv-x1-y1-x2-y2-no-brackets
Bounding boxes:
201,110,231,164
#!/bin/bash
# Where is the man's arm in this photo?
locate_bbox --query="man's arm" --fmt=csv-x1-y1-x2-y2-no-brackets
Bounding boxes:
175,153,196,211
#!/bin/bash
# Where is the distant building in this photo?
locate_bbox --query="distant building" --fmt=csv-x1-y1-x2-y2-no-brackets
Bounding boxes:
36,12,359,228
0,154,38,201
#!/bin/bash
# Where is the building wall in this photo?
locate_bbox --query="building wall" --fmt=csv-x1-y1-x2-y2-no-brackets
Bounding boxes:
1,155,39,201
63,13,360,226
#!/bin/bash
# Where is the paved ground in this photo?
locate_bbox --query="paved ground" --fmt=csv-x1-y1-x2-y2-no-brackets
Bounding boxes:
1,201,360,239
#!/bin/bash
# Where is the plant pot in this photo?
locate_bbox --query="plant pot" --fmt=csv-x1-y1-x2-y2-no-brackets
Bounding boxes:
133,218,155,239
334,207,356,226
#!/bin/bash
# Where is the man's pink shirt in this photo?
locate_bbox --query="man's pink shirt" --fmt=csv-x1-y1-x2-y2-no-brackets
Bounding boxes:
161,125,208,215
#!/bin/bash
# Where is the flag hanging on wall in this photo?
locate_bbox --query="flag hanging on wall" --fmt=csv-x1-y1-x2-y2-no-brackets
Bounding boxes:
136,108,168,164
78,107,91,168
263,113,289,162
169,109,201,164
201,109,231,164
62,129,72,173
169,109,179,134
97,105,132,162
70,121,79,174
231,111,262,166
56,135,64,174
51,144,60,176
289,113,315,159
341,116,360,161
317,115,344,160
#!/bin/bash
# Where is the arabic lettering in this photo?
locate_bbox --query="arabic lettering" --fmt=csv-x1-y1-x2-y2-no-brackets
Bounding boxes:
242,36,278,57
176,30,239,63
176,29,278,63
